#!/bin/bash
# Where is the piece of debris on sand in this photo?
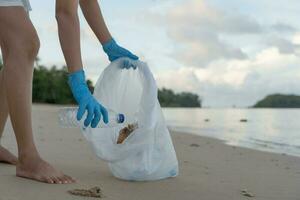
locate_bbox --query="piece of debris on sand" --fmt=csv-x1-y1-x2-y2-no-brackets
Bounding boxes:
117,123,138,144
190,143,200,147
240,119,248,122
68,186,103,198
241,189,255,198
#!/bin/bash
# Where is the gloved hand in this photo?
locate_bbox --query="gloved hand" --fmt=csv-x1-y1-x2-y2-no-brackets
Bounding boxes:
68,70,108,128
102,38,139,69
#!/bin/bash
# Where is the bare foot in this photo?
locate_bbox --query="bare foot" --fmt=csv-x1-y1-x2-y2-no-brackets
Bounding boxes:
16,156,76,184
0,146,18,165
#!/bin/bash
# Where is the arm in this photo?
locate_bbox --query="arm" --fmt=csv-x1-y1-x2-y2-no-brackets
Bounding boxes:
79,0,112,44
55,0,108,127
79,0,139,68
55,0,82,73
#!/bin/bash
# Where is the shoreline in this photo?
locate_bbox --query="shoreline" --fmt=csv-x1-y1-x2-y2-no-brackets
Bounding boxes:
169,127,300,158
0,104,299,200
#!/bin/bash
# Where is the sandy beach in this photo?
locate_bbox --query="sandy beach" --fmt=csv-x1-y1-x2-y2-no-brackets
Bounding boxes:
0,104,299,200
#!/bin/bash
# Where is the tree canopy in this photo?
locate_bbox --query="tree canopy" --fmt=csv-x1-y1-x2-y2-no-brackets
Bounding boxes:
32,65,76,104
158,88,201,107
253,94,300,108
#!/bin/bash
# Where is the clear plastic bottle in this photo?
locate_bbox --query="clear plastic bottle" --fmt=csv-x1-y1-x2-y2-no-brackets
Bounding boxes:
58,107,127,128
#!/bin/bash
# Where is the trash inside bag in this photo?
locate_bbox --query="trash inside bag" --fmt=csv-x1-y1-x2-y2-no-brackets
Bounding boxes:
81,58,179,181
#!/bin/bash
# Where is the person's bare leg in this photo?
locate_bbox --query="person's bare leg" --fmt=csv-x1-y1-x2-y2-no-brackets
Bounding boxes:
0,7,75,184
0,68,9,136
0,146,17,165
0,68,18,165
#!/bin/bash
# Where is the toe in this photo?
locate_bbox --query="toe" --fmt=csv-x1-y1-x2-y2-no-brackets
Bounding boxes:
58,175,69,184
58,176,66,184
52,176,62,184
64,175,76,184
44,177,54,184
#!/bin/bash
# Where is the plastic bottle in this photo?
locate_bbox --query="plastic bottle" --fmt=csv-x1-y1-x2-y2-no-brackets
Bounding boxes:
59,107,127,128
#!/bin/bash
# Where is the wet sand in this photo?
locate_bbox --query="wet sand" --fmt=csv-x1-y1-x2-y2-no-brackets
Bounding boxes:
0,104,299,200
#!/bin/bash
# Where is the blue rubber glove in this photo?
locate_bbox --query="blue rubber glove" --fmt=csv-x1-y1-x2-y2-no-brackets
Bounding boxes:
68,70,108,128
102,38,139,69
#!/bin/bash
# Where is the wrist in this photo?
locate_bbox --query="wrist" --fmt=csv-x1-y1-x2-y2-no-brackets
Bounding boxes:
68,69,92,102
102,38,116,52
68,69,85,83
100,35,113,46
68,69,87,92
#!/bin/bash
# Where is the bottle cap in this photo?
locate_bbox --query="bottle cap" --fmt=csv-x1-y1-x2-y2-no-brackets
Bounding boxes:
118,114,125,123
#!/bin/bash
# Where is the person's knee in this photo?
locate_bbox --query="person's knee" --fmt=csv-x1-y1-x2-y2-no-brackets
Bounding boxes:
5,30,40,61
20,31,40,60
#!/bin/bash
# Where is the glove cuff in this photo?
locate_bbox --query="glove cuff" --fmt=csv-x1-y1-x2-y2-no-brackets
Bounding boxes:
68,69,92,102
68,69,85,87
102,38,116,53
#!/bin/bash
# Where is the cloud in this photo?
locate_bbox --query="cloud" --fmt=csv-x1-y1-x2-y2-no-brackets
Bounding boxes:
164,0,265,67
166,0,262,35
156,47,300,107
168,29,247,67
266,37,300,54
162,0,300,68
149,0,300,107
271,22,297,33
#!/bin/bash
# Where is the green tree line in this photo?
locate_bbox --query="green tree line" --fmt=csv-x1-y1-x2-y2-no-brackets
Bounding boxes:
253,94,300,108
0,61,201,107
32,65,75,104
158,88,201,107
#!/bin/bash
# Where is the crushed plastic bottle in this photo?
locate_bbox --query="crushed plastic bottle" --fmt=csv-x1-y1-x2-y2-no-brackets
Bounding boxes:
59,107,126,128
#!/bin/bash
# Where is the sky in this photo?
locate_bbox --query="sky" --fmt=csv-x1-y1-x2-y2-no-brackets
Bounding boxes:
23,0,300,107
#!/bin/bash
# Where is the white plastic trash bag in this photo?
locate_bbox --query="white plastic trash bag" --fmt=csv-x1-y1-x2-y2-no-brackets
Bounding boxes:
81,58,179,181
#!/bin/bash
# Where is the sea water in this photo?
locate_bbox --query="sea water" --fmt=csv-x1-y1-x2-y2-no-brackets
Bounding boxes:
163,108,300,157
